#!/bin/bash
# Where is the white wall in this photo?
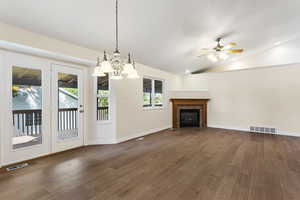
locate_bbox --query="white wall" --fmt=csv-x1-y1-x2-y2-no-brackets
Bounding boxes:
0,22,100,60
88,62,180,144
226,37,300,71
182,64,300,135
169,89,210,99
0,51,4,167
114,63,181,142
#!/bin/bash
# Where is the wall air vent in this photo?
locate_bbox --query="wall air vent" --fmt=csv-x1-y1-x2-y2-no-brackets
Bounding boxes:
249,126,276,134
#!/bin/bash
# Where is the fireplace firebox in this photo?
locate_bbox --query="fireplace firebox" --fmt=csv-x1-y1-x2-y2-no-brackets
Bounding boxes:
170,99,209,129
180,109,200,127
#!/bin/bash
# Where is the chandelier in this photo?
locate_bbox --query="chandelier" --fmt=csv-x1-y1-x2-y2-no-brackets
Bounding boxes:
92,0,139,79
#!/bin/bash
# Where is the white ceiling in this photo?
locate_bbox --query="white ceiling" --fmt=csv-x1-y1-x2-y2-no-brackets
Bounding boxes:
0,0,300,74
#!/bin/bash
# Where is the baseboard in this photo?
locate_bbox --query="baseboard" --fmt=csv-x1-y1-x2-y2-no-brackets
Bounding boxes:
208,124,300,137
277,131,300,137
87,138,118,145
116,126,172,143
86,126,171,145
208,125,249,132
1,146,84,168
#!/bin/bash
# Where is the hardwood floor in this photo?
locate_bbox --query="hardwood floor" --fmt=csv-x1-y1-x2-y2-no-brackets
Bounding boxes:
1,128,300,200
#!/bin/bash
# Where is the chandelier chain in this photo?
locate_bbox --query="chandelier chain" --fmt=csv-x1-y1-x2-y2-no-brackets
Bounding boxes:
115,0,119,52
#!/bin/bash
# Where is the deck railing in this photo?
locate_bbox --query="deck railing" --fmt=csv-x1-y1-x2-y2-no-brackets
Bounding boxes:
97,106,109,121
13,109,42,137
13,108,79,137
13,107,109,137
58,108,78,131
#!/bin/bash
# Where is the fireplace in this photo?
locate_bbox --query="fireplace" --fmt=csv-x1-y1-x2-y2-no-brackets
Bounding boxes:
170,99,209,129
180,109,200,127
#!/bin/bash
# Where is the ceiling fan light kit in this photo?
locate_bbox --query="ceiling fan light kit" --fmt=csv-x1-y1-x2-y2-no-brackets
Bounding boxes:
200,37,244,62
193,38,244,74
207,54,218,62
92,0,139,79
207,52,229,62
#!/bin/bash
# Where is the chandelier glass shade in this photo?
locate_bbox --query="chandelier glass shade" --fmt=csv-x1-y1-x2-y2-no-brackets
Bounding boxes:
92,57,106,77
92,0,139,79
128,57,140,79
122,53,135,75
100,51,113,73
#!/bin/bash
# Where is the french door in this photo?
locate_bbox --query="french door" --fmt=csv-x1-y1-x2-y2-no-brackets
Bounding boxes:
1,52,84,165
51,64,84,153
2,52,52,165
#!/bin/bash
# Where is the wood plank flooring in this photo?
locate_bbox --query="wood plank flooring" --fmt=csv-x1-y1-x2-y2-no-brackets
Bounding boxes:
1,128,300,200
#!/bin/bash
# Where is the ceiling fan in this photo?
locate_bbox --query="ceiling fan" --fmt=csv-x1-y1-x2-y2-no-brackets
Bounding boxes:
198,37,244,62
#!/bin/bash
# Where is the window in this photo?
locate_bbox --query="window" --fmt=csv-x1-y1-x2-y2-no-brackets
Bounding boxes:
143,77,164,108
97,74,109,121
143,78,152,107
154,80,163,107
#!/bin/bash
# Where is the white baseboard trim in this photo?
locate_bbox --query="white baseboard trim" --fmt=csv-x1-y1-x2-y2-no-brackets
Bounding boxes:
87,138,118,145
86,126,171,145
116,126,172,144
208,125,249,132
276,131,300,137
208,124,300,138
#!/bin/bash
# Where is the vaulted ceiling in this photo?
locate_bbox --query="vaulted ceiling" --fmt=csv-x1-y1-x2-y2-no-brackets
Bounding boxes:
0,0,300,74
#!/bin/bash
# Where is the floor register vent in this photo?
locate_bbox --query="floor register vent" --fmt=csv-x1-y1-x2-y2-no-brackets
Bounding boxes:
6,163,29,171
250,126,276,134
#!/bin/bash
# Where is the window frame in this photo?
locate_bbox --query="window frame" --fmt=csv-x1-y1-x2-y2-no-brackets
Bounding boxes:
95,73,111,122
143,76,165,110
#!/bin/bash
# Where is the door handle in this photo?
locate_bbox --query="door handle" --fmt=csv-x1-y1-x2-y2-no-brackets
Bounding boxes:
79,110,84,113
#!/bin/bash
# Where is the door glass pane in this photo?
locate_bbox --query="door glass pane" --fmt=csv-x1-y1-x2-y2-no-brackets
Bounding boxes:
97,74,109,121
12,66,42,149
58,73,78,140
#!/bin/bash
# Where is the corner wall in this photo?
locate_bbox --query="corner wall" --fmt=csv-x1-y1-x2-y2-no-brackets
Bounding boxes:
114,64,181,142
182,64,300,135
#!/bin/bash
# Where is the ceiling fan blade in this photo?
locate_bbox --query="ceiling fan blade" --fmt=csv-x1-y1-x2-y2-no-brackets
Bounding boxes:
198,48,215,52
226,49,244,53
198,50,216,55
223,42,237,49
217,31,235,40
199,48,211,51
198,52,215,55
191,67,211,74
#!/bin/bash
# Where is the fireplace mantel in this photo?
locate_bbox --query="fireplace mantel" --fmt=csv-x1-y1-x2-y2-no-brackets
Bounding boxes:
170,99,209,129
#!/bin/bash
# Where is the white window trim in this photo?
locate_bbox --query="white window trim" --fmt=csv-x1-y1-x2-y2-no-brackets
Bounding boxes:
143,76,165,110
95,74,111,123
